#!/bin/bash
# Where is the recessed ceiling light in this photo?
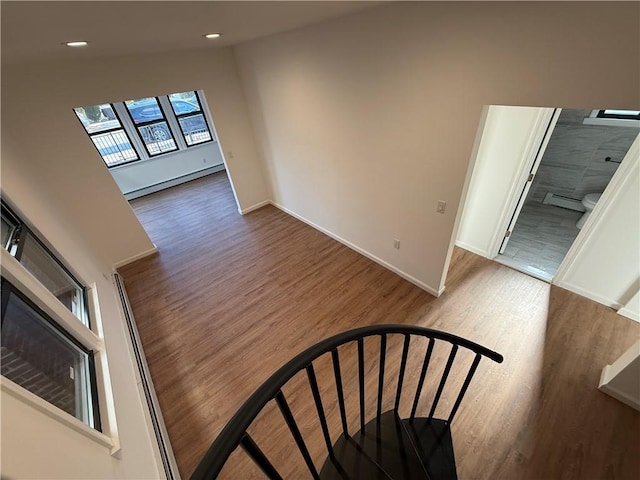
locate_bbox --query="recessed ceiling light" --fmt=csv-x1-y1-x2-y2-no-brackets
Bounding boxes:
204,33,222,39
64,41,89,47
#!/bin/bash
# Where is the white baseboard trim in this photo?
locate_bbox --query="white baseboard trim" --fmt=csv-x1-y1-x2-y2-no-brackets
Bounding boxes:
617,307,640,323
555,281,623,310
112,244,159,270
123,164,225,201
270,201,443,297
454,240,491,259
239,200,270,215
599,366,640,412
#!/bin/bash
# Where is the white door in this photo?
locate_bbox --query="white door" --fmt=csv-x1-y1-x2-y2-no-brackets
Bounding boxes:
498,108,562,254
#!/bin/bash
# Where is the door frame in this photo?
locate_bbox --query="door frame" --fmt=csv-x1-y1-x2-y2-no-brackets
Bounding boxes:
553,133,640,290
497,108,562,255
484,108,556,259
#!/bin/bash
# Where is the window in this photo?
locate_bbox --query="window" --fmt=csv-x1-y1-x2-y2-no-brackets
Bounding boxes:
1,201,101,431
169,91,213,146
74,90,216,168
125,97,178,156
74,104,139,168
1,280,100,429
1,203,89,327
596,110,640,120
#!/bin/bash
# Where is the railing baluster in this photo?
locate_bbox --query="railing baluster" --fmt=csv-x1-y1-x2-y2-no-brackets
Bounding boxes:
331,349,349,437
428,344,458,420
376,334,387,421
358,338,365,432
306,364,334,460
447,353,482,424
394,334,411,412
275,391,319,479
240,433,283,480
410,338,435,421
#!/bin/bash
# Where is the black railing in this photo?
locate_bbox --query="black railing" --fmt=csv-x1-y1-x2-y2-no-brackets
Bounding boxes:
190,324,503,480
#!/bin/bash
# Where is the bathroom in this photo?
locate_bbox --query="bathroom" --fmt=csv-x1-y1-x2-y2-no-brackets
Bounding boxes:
498,109,640,280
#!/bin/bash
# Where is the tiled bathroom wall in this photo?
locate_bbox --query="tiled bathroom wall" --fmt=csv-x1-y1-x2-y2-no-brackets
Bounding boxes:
527,109,640,204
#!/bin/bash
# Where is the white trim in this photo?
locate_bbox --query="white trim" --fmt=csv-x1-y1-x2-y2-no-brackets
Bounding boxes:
1,377,115,449
618,290,640,323
270,201,443,297
618,309,640,323
598,378,640,412
598,340,640,412
239,200,270,215
88,284,121,455
454,240,491,259
554,134,640,288
112,244,159,270
1,249,103,351
554,282,623,309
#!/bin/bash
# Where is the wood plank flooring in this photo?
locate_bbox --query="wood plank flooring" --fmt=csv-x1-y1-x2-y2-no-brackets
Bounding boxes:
119,172,640,480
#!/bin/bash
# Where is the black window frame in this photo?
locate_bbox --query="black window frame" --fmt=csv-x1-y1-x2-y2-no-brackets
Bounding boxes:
168,91,215,148
124,97,179,157
1,201,91,329
1,277,102,431
73,104,140,169
596,110,640,120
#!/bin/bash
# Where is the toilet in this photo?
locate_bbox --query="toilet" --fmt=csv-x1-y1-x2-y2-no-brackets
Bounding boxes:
576,193,602,229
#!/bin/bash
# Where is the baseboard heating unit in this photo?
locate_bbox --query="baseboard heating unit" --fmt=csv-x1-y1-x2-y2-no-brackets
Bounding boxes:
542,192,585,212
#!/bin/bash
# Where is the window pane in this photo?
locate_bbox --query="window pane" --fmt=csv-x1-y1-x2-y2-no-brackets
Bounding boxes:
90,130,139,167
125,97,164,124
138,122,177,155
1,213,17,249
603,110,640,116
169,92,200,115
1,287,95,427
74,104,121,134
179,114,213,146
19,233,88,326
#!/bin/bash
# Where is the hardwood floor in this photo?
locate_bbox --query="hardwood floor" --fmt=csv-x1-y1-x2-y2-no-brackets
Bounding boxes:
119,172,640,480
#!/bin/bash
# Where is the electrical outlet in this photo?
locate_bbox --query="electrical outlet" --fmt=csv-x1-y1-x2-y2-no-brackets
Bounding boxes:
437,200,446,214
227,151,235,159
394,239,400,249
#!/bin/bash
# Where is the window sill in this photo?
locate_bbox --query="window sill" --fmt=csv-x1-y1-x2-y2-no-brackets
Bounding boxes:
1,377,120,455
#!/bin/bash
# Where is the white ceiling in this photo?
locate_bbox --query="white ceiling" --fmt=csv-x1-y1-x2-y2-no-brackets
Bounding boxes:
1,1,382,64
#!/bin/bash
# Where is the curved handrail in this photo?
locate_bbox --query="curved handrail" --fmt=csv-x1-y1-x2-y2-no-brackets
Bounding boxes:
190,324,503,479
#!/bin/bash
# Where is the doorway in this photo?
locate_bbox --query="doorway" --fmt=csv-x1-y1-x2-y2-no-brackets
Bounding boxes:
494,108,639,281
456,105,640,283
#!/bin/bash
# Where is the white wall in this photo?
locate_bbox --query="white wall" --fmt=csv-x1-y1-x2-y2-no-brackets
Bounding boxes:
110,141,224,197
456,106,553,258
234,1,640,293
1,134,162,479
2,48,269,267
556,134,640,309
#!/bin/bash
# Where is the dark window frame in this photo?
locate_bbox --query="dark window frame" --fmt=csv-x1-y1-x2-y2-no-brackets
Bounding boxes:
124,97,179,157
596,110,640,120
169,91,214,148
1,201,91,328
1,277,102,431
73,104,140,169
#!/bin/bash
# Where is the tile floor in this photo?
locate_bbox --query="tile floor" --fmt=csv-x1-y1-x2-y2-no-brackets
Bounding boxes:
496,202,582,281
